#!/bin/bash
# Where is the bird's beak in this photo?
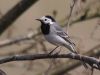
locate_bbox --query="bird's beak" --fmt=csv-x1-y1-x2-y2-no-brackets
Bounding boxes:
35,19,41,21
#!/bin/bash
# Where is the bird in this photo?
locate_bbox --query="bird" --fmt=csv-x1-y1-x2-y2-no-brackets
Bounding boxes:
36,15,88,68
36,15,77,53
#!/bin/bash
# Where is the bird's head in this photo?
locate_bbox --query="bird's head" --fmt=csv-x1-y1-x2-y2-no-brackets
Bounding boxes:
36,15,56,25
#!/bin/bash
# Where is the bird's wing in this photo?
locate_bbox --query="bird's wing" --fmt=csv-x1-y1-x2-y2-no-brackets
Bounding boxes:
54,24,75,46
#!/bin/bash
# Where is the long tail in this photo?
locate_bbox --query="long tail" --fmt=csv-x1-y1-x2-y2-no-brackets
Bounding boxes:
65,44,88,69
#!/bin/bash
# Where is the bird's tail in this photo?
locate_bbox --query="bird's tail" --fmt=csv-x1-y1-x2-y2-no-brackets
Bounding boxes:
65,44,88,69
65,44,78,53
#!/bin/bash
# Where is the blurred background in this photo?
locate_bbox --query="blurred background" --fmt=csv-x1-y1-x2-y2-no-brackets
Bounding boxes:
0,0,100,75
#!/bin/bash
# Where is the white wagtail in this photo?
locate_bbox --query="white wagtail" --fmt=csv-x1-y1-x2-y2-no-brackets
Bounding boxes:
36,15,77,53
36,15,88,68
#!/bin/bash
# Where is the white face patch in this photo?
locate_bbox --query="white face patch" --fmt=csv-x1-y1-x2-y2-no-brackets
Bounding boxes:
40,16,54,24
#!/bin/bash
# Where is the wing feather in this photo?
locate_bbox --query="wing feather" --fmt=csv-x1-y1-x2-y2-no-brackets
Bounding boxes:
54,24,75,46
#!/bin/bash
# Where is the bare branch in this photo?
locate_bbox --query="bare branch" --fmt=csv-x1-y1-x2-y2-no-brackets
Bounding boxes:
90,19,100,41
0,31,41,48
48,44,100,75
0,0,39,35
0,53,100,70
66,0,77,34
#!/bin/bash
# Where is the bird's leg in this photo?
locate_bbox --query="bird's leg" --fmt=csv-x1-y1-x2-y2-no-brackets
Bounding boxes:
55,46,62,55
54,47,62,55
90,67,94,75
48,46,59,55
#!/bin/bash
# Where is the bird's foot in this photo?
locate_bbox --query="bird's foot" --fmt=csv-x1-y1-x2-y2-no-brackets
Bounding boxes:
51,49,61,56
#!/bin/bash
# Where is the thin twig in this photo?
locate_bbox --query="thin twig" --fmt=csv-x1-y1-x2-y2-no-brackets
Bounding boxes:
0,31,41,48
44,60,53,75
90,19,100,41
66,0,77,34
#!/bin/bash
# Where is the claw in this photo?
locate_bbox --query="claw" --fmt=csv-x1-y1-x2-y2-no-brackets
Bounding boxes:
54,49,61,55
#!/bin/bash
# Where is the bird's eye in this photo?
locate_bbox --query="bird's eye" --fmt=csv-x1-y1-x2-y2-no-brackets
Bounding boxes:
44,19,47,21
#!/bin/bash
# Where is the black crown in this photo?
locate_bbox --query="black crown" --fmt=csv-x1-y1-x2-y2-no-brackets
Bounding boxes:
45,15,56,22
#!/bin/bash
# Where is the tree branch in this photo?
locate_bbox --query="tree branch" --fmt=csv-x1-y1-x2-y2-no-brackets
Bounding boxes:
0,31,41,48
66,0,77,34
0,53,100,70
0,0,38,35
49,44,100,75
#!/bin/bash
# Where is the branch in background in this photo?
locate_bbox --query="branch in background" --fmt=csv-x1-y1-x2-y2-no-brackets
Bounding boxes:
60,8,100,27
0,0,38,35
0,53,100,70
0,31,41,48
90,19,100,41
0,42,38,57
66,0,77,34
70,11,100,26
13,43,36,54
0,69,6,75
60,12,100,27
60,0,100,27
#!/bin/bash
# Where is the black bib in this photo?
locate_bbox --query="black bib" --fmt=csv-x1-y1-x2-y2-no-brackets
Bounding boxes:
41,24,50,35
